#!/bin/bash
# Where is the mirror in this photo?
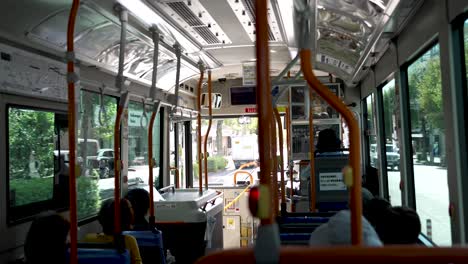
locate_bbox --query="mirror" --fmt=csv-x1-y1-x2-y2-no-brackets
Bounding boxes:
201,93,222,109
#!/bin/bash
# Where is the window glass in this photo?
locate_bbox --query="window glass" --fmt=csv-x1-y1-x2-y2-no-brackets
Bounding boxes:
127,101,161,190
8,108,55,207
382,80,402,206
77,90,117,219
365,95,378,168
407,44,451,245
169,123,176,186
193,117,259,187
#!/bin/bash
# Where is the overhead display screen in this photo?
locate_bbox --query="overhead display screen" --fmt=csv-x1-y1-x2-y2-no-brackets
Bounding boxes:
230,86,256,105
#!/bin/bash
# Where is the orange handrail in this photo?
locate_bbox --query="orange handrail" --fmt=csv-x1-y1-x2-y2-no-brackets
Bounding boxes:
148,111,157,222
196,247,468,264
308,89,316,212
238,161,258,170
300,49,362,245
66,1,80,263
255,0,274,225
204,70,213,190
197,65,205,193
233,171,254,185
273,108,285,206
170,167,180,188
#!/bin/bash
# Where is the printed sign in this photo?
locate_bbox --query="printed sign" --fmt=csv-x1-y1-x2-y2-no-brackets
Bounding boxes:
155,203,177,209
242,63,256,85
225,198,240,212
319,172,346,191
226,217,236,230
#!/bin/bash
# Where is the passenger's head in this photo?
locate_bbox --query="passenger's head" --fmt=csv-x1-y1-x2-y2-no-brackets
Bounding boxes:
316,129,341,152
24,213,70,264
377,206,421,244
309,210,382,246
98,198,135,234
363,197,391,228
125,188,150,220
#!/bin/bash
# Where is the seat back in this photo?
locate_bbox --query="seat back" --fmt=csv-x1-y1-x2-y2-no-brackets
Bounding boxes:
69,248,130,264
314,154,349,211
123,230,166,264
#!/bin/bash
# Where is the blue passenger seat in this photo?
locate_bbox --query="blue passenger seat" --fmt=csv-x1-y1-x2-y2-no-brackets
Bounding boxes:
68,248,130,264
123,229,166,264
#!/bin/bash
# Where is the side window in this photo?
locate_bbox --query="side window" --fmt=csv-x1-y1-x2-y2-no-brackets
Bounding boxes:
364,94,377,168
7,106,63,222
77,90,117,219
407,43,450,245
381,80,402,206
127,101,161,190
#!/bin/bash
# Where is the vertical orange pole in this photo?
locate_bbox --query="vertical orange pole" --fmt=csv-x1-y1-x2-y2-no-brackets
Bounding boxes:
255,0,274,225
203,70,213,190
308,89,316,212
148,111,157,223
66,1,80,263
274,108,286,210
197,66,204,193
300,49,362,244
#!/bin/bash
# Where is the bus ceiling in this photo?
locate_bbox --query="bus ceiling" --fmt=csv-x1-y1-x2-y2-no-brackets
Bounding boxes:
0,0,421,89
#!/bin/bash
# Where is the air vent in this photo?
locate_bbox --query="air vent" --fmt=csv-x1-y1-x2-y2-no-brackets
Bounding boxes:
241,0,276,41
227,0,282,42
160,1,232,45
167,2,204,27
193,26,220,44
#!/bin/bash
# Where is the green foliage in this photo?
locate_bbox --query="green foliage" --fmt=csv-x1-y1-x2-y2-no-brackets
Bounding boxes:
8,108,55,179
193,162,199,179
408,45,443,132
77,176,101,219
9,177,54,206
207,156,227,172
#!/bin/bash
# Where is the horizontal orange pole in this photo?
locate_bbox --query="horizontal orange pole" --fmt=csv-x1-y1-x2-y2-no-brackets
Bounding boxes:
196,247,468,264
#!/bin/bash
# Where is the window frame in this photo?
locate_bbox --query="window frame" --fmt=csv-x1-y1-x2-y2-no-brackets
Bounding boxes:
5,104,68,224
77,89,119,221
450,11,468,244
400,39,440,211
363,93,376,170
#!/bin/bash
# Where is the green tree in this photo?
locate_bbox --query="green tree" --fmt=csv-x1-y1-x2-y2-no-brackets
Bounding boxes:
8,108,55,179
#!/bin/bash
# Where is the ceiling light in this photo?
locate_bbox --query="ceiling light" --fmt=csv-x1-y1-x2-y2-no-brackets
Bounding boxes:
276,0,295,46
270,49,277,53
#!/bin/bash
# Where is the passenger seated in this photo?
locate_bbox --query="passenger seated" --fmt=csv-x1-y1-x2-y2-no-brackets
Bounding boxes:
363,198,421,244
377,206,421,244
126,188,151,230
315,128,342,154
309,210,382,246
363,197,391,229
83,199,142,264
24,212,70,264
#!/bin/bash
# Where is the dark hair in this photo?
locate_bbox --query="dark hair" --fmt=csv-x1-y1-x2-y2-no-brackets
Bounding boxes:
378,206,421,244
24,213,70,264
126,188,150,222
98,198,134,235
316,129,341,152
363,197,391,228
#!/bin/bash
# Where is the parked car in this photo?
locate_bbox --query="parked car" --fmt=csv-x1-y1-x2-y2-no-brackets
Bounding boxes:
370,144,400,171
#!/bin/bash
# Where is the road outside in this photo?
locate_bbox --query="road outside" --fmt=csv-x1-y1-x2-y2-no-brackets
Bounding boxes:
388,162,451,246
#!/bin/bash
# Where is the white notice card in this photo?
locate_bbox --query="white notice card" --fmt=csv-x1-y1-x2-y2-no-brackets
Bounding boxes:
319,172,347,191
